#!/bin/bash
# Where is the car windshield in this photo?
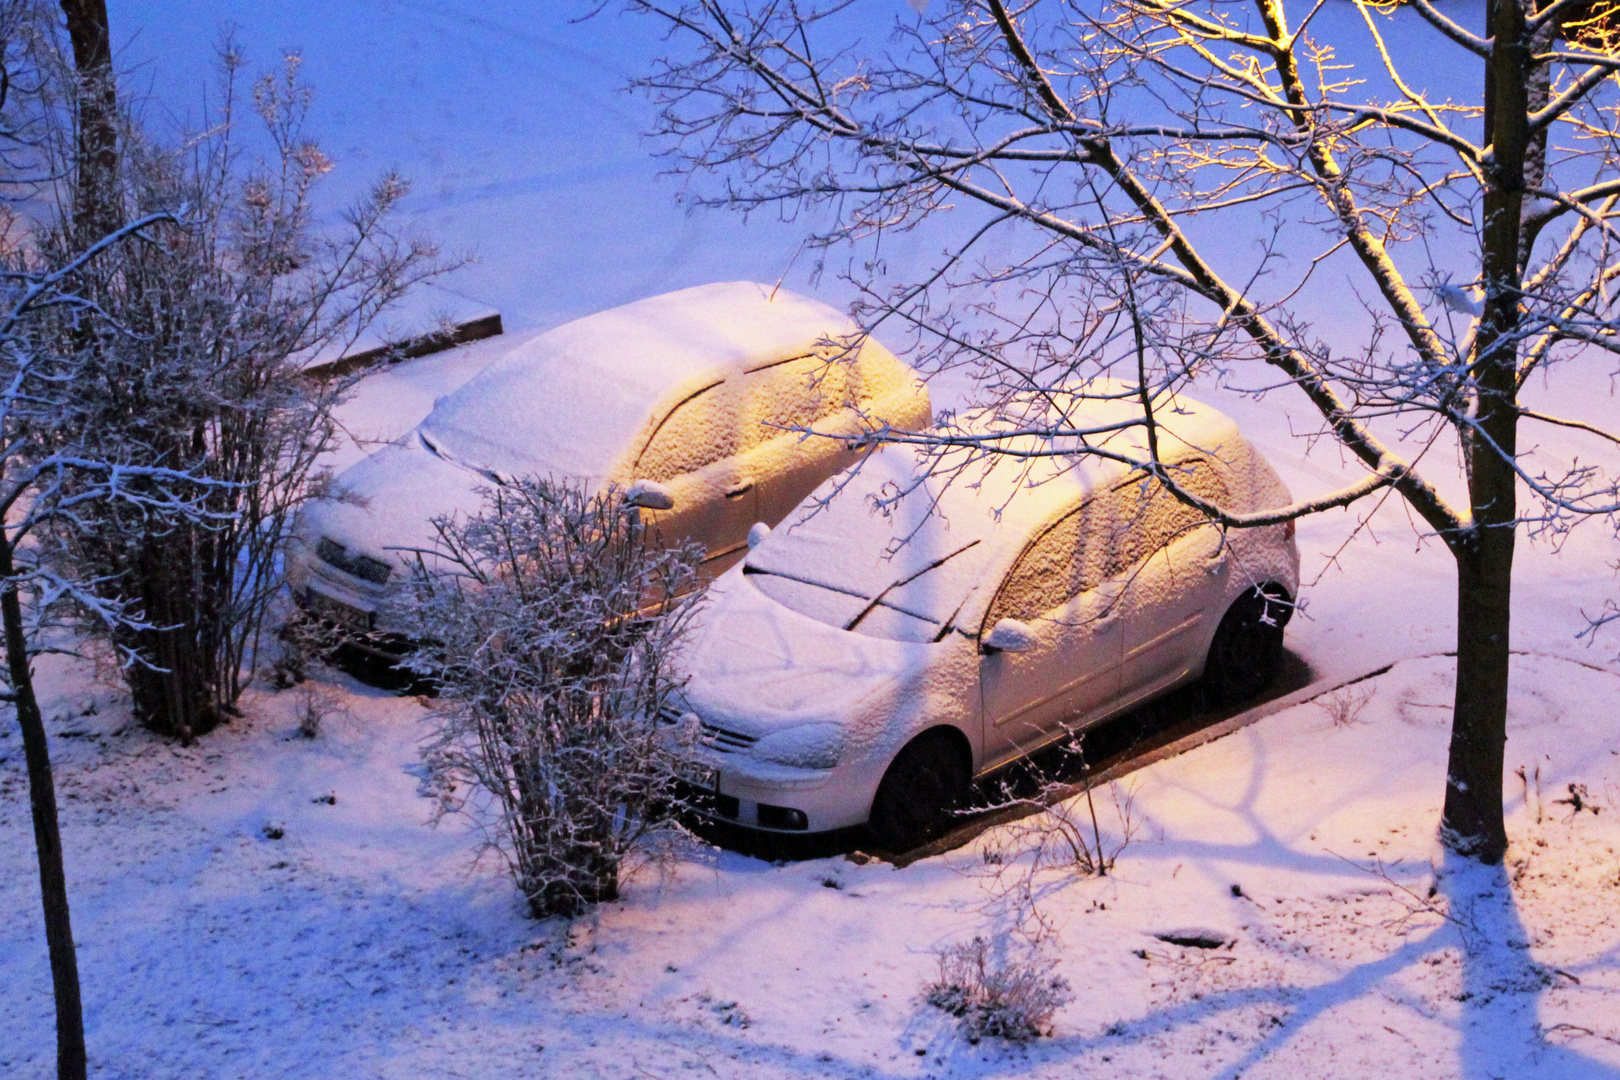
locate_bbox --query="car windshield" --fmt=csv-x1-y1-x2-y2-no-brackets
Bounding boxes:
742,450,1038,642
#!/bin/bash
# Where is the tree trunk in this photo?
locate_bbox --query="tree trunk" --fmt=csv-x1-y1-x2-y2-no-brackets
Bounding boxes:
118,532,221,743
58,0,120,240
1,538,88,1080
1444,513,1515,862
1441,0,1528,864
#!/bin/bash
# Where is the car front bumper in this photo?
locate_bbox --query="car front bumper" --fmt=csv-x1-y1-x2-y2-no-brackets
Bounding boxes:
686,749,888,835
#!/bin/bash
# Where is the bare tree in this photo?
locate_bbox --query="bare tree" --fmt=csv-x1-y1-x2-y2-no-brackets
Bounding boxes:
44,49,443,741
394,477,705,918
55,0,115,238
2,210,224,1080
622,0,1620,863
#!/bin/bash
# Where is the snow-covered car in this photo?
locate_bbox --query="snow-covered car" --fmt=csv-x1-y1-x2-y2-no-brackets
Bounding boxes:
672,387,1300,850
287,282,932,663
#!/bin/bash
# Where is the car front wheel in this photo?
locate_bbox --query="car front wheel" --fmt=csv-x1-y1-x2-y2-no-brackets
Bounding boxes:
868,731,969,853
1203,584,1291,707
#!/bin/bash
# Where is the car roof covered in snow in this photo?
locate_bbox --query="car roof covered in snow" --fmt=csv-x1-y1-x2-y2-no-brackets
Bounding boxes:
414,281,866,480
741,383,1243,638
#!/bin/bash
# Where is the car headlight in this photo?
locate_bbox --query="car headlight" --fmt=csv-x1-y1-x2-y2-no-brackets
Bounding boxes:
749,723,843,771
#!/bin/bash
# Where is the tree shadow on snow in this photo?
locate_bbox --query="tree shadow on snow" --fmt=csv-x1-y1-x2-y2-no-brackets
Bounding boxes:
1438,854,1620,1080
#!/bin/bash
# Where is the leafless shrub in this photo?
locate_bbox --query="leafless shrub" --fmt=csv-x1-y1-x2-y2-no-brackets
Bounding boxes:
973,741,1140,939
43,47,444,742
1316,682,1376,727
393,475,705,919
980,735,1139,885
291,683,343,740
264,609,344,690
924,936,1071,1043
983,781,1140,881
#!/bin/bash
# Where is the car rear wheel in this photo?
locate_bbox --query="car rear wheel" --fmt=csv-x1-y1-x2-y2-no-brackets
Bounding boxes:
1203,585,1291,707
869,730,969,853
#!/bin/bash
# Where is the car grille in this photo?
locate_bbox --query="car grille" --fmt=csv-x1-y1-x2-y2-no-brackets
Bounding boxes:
698,722,758,754
658,707,758,754
316,537,393,585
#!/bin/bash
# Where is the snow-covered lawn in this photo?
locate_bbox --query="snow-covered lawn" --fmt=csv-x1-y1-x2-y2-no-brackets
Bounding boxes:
0,4,1612,1077
4,643,1618,1079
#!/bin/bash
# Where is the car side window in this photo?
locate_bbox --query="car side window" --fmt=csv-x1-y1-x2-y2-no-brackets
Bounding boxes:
633,381,734,482
984,497,1117,627
1106,457,1230,574
983,457,1230,630
738,353,858,451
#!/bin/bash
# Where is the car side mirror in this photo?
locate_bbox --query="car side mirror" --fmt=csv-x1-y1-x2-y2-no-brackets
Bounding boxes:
982,617,1036,654
624,479,676,511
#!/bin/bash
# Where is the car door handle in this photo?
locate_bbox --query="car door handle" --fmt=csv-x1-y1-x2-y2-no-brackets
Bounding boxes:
725,480,755,499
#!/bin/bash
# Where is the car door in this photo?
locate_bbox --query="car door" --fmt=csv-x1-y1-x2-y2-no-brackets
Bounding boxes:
977,497,1126,772
628,378,759,574
1112,460,1233,703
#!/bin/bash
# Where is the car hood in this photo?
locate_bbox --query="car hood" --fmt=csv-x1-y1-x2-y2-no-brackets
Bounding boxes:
295,437,495,576
680,568,956,757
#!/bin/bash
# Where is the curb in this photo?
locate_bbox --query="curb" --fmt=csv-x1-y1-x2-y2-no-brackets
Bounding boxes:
887,658,1404,868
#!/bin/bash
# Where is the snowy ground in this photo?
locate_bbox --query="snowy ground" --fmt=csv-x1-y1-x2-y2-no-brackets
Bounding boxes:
4,2,1620,1077
4,636,1619,1079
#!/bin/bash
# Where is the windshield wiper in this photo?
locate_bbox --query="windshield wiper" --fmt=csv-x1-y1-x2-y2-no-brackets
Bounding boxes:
742,563,870,601
844,540,981,633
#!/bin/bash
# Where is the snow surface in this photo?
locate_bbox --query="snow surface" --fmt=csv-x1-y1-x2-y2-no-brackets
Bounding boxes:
4,642,1620,1078
3,2,1618,1077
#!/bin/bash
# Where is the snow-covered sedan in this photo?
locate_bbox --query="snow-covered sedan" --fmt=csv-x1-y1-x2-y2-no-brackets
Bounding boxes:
287,282,931,669
673,387,1300,850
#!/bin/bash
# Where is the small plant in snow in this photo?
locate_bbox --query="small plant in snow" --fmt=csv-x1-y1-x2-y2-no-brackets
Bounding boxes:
924,937,1071,1043
977,751,1139,936
981,735,1138,882
265,612,343,691
1317,682,1376,727
291,683,342,740
393,476,704,919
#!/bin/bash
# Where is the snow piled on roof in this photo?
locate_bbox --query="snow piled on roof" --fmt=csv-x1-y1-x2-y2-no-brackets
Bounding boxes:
417,281,862,479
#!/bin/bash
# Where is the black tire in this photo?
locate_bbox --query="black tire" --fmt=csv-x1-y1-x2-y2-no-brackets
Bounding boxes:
1203,585,1291,707
869,731,970,853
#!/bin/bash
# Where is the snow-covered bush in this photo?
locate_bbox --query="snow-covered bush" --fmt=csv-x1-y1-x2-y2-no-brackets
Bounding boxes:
394,476,705,918
41,49,441,741
924,937,1071,1043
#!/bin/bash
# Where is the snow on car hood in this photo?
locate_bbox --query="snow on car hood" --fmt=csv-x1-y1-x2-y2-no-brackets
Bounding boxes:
680,569,949,758
296,438,494,576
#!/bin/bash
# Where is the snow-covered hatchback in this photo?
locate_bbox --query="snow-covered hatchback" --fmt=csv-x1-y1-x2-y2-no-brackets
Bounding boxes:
287,282,931,663
673,389,1300,850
